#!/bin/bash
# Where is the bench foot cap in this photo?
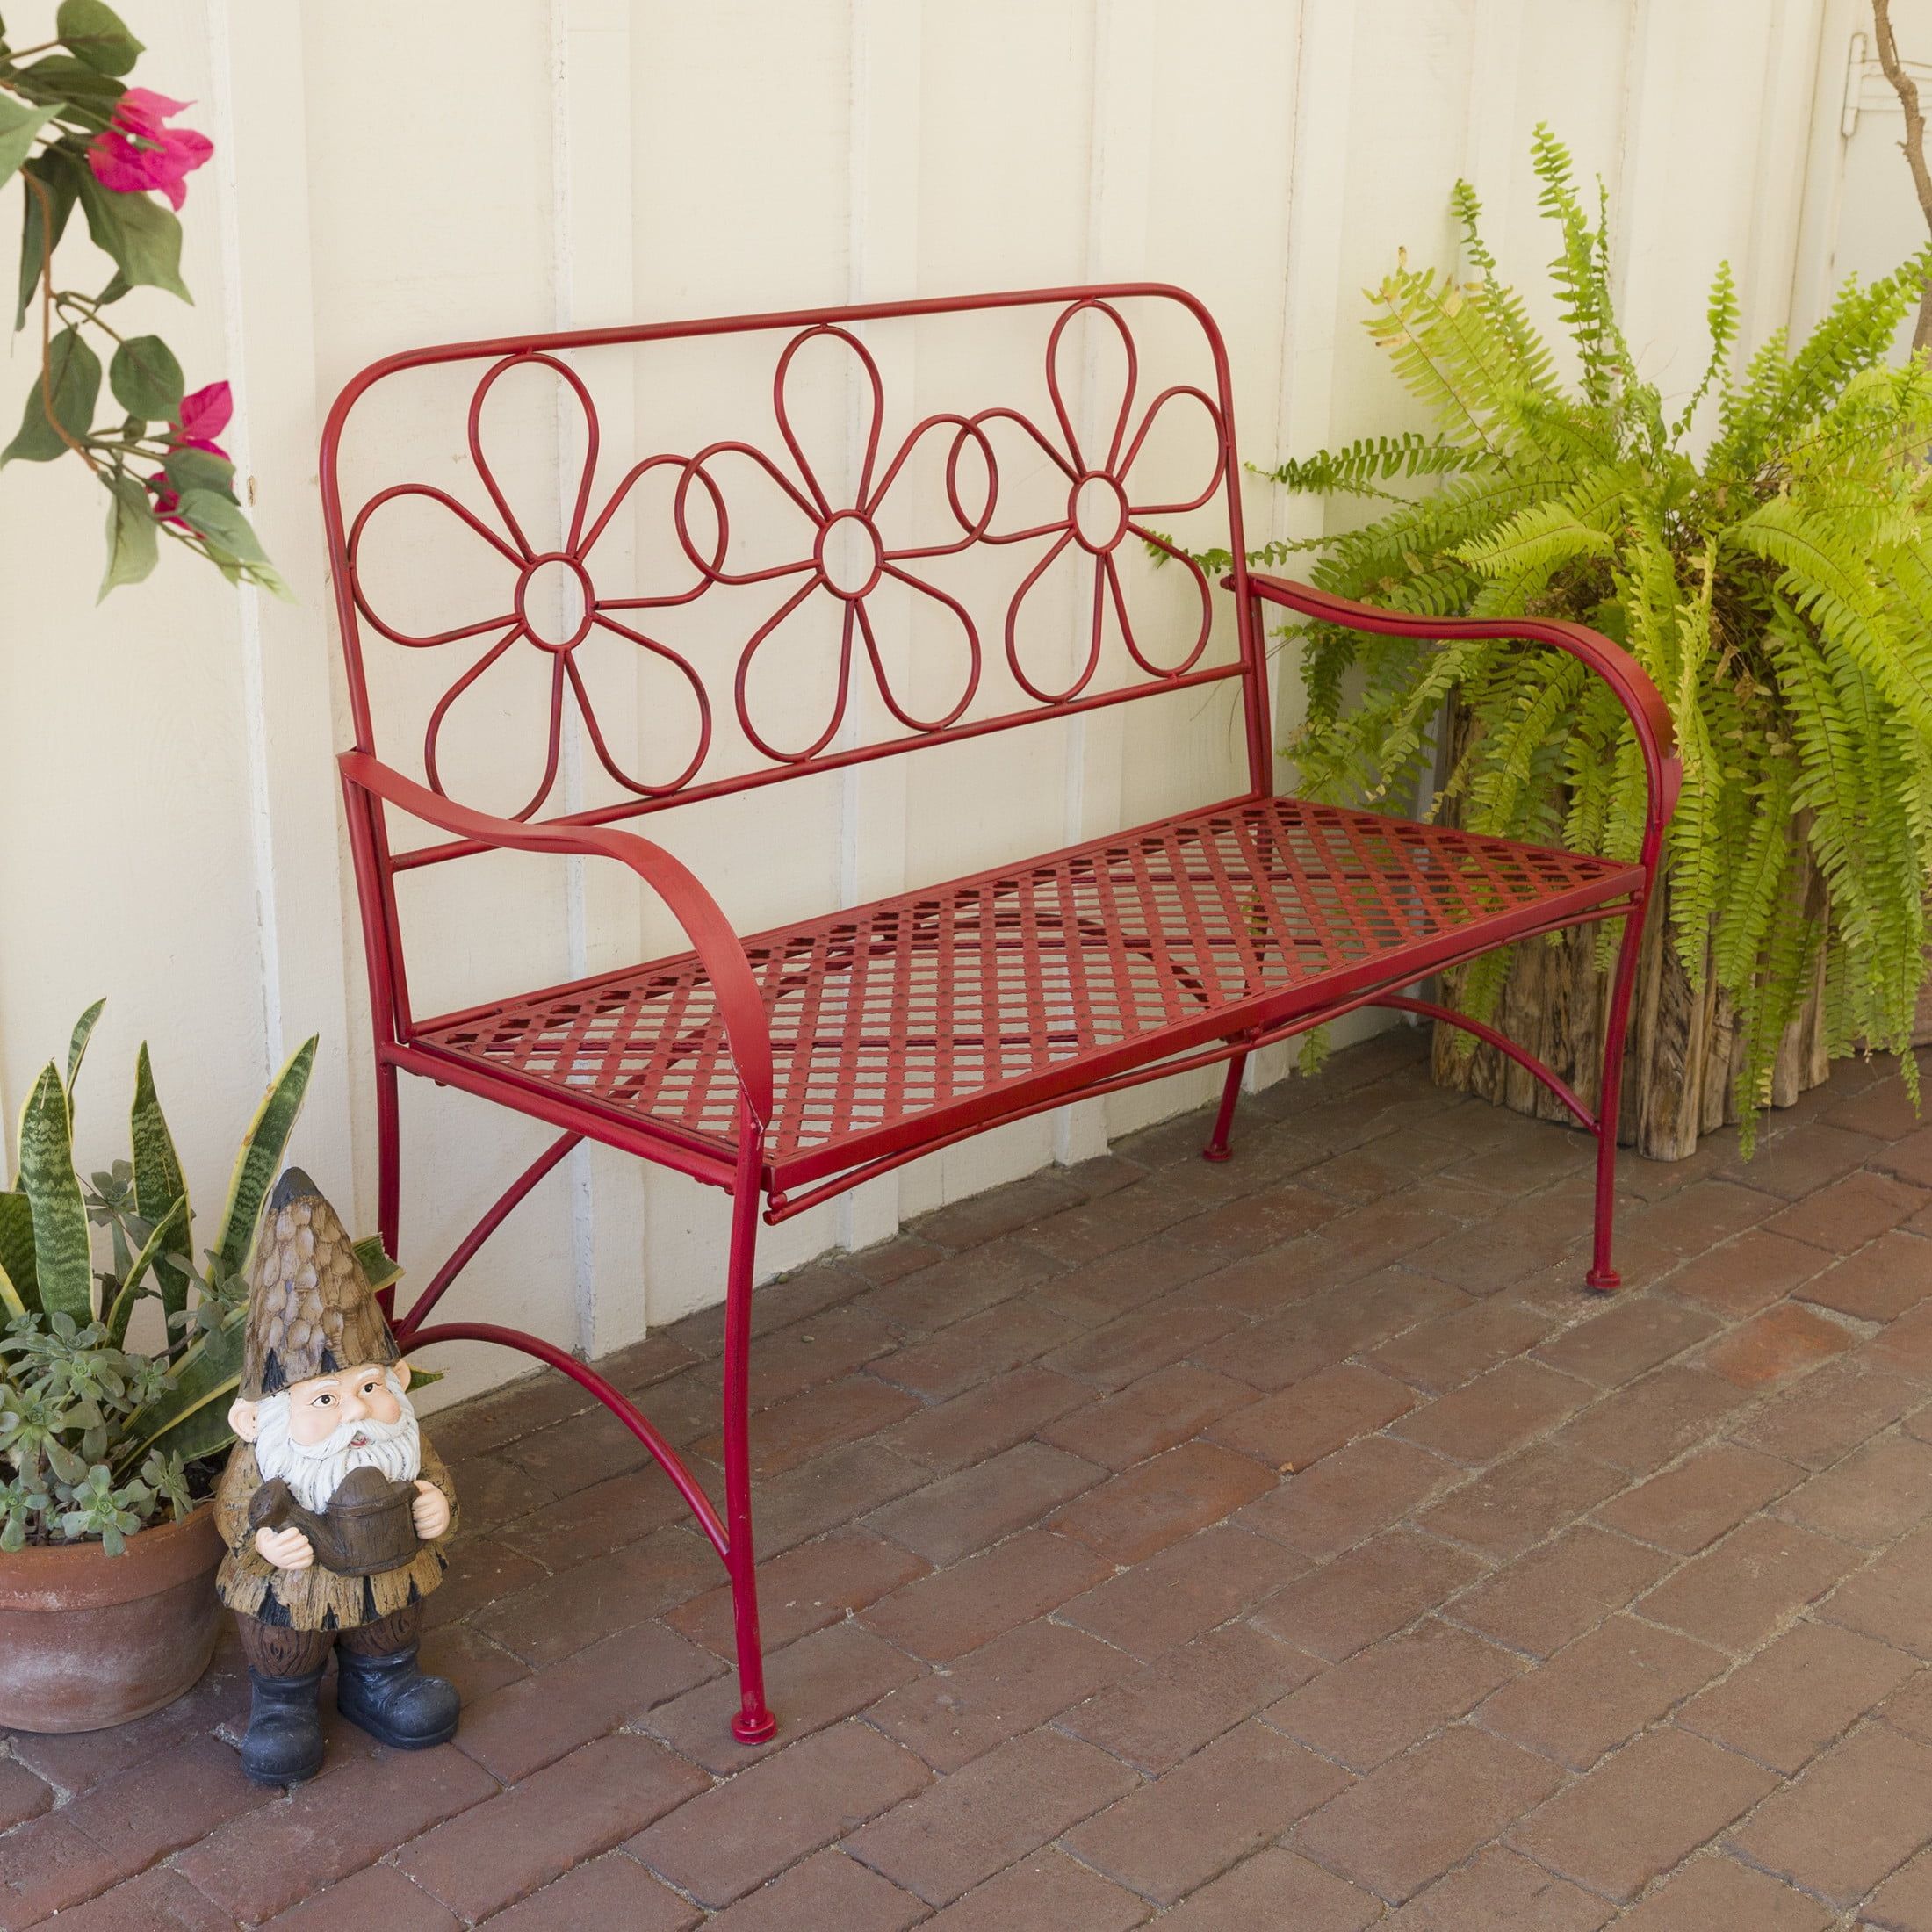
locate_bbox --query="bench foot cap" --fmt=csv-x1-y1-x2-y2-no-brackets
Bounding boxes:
1585,1267,1620,1293
732,1707,778,1744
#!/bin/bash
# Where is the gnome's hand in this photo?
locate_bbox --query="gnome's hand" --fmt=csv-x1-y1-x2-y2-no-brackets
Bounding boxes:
412,1480,451,1541
255,1525,314,1570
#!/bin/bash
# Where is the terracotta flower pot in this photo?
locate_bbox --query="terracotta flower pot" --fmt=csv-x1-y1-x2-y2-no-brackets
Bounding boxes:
0,1503,223,1733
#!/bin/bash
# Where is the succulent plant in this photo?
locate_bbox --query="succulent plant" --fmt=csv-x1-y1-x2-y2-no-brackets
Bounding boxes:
0,1005,395,1552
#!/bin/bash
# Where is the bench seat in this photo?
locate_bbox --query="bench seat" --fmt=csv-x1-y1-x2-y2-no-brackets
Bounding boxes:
413,791,1639,1191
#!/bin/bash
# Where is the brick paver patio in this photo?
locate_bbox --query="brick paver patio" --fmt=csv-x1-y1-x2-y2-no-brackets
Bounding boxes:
8,1027,1932,1927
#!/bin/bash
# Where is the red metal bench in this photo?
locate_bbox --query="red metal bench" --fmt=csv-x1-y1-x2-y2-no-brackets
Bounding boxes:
321,285,1679,1743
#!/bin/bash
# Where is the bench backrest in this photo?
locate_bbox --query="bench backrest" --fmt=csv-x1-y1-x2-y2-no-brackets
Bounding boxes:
321,285,1267,865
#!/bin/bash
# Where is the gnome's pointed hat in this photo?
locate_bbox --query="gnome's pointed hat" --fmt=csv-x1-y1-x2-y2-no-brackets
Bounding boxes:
242,1169,399,1399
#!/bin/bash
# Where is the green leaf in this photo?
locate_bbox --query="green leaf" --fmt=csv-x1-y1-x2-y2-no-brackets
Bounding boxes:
102,1195,185,1346
17,1064,91,1320
213,1036,317,1279
1,324,100,465
161,444,234,500
75,169,190,301
175,488,267,562
10,54,124,122
351,1234,402,1298
0,95,56,195
65,998,105,1093
131,1043,191,1328
177,489,293,599
98,472,158,599
57,0,143,75
0,1193,37,1315
114,1306,245,1471
16,154,79,333
107,335,182,419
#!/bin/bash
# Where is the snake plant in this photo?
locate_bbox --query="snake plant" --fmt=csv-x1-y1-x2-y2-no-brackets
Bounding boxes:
0,1005,396,1553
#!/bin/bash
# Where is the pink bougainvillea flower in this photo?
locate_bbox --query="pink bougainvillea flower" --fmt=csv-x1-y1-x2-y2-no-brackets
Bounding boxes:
172,381,232,458
87,89,213,210
147,381,234,521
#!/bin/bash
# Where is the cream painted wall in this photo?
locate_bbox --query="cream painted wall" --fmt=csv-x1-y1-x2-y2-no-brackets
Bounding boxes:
0,0,1868,1406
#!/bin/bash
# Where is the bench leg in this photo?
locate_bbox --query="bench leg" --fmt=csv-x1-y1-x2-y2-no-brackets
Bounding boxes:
1588,905,1647,1292
723,1113,777,1744
1203,1051,1247,1162
375,1059,402,1321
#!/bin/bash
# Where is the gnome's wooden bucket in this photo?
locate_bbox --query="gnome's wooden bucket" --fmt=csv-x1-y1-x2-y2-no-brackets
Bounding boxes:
0,1503,223,1732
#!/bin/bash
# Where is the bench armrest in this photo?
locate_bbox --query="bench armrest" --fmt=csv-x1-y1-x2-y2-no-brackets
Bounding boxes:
1232,572,1682,842
340,752,775,1125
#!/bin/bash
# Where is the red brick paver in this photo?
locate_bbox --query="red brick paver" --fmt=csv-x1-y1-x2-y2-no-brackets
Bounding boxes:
11,1032,1932,1926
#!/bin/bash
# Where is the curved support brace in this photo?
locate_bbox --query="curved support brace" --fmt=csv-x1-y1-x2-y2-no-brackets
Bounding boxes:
400,1318,730,1557
396,1129,582,1334
1368,995,1596,1133
341,751,775,1124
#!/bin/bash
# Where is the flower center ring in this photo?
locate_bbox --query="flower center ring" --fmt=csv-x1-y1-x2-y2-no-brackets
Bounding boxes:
816,512,885,600
515,553,595,652
1070,473,1128,554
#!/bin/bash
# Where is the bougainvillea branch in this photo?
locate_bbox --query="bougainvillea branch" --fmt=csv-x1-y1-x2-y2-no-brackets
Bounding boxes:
0,1,285,600
1873,0,1932,353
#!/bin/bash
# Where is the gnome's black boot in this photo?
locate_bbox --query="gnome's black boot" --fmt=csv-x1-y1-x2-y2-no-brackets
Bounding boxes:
335,1640,459,1749
241,1667,327,1785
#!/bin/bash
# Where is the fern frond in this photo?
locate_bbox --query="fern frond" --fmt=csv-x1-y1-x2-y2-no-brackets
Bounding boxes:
1671,259,1739,441
1261,434,1494,497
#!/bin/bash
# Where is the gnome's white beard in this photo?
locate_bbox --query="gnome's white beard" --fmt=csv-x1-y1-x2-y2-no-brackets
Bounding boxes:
254,1371,422,1512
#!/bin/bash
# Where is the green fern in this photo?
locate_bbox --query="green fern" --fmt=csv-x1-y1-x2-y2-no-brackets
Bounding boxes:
1258,124,1932,1145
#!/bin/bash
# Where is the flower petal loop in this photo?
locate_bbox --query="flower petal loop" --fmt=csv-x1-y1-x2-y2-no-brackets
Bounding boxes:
1120,384,1228,517
1045,299,1139,475
583,455,720,608
869,567,982,732
775,325,886,516
674,443,819,588
466,351,602,562
972,407,1078,547
348,484,522,649
1005,530,1107,706
736,584,855,766
424,628,568,824
583,615,713,797
867,413,999,559
1121,524,1215,679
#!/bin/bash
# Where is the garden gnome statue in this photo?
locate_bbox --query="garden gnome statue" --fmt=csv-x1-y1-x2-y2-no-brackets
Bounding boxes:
214,1169,460,1785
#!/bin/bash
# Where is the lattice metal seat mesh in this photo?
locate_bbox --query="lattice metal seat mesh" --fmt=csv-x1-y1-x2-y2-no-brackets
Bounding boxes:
419,797,1633,1166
